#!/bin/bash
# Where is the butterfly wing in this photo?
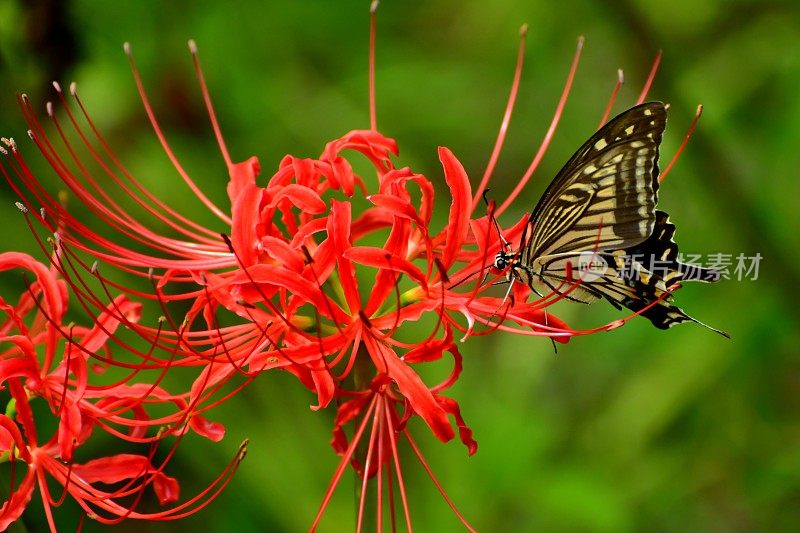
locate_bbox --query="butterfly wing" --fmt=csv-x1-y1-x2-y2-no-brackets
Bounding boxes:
511,103,725,335
522,102,667,263
529,210,728,335
532,250,711,330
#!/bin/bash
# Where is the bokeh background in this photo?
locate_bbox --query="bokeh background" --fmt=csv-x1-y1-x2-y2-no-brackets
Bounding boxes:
0,0,798,531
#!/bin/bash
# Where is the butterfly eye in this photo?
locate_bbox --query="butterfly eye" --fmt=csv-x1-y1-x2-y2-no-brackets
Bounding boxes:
494,253,508,271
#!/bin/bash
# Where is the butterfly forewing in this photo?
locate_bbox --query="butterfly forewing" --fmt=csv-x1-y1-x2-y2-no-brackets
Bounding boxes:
524,102,667,261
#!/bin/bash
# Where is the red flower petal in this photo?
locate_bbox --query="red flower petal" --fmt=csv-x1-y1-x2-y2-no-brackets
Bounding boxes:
328,200,361,313
0,466,36,530
189,415,225,442
344,247,427,290
71,454,180,504
437,395,477,455
260,236,305,272
438,147,472,269
226,156,260,205
266,184,326,214
367,194,424,227
229,183,263,267
364,335,454,443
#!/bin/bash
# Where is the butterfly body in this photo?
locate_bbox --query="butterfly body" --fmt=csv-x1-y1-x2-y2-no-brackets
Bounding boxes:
495,102,727,336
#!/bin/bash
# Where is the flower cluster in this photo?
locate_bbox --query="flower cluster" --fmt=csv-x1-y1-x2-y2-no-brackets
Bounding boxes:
0,7,668,531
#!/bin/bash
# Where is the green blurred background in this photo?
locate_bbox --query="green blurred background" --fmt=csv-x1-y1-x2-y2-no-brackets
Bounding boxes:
1,0,798,531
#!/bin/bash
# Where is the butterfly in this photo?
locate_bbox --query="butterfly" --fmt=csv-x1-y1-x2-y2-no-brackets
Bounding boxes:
493,101,728,336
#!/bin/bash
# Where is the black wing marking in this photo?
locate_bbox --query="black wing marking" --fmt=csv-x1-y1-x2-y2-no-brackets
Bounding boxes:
622,210,721,287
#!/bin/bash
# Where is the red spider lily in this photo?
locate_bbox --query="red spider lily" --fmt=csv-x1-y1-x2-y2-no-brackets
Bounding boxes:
0,391,246,531
0,2,679,530
0,253,246,529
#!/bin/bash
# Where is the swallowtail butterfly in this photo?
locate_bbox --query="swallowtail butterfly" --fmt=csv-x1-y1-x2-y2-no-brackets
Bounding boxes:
494,102,728,336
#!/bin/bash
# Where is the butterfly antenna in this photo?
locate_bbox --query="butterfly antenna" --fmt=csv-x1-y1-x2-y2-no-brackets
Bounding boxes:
483,190,511,251
448,267,483,289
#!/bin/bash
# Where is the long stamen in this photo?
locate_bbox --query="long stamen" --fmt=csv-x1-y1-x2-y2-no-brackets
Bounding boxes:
310,395,379,531
636,50,662,104
123,43,231,224
470,24,528,213
659,104,702,183
188,40,232,167
598,68,624,127
68,82,224,242
497,35,584,216
368,1,379,131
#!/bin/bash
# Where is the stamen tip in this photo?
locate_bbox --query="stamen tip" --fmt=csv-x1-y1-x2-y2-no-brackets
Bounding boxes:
91,261,99,274
370,0,379,14
52,81,62,93
607,319,624,330
188,39,198,54
46,101,55,116
0,146,5,155
519,23,528,37
69,82,78,96
577,35,585,48
15,202,27,213
20,93,29,103
617,68,624,83
123,42,132,56
696,103,703,115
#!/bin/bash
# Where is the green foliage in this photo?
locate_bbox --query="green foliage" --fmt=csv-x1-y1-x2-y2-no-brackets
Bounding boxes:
0,0,797,530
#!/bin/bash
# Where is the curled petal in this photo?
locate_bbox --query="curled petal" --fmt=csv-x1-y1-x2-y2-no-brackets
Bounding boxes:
79,295,141,353
229,184,263,266
367,194,424,227
0,465,36,530
438,147,472,269
344,247,427,290
308,358,335,411
227,156,261,205
322,130,398,169
266,184,326,214
0,252,65,325
328,201,360,313
437,395,477,456
0,415,32,462
71,454,180,505
364,336,454,443
260,236,305,272
57,401,82,462
189,415,226,442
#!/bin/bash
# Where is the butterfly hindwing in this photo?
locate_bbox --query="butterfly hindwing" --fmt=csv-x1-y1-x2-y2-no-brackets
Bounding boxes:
531,247,726,334
622,210,721,287
530,250,684,326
